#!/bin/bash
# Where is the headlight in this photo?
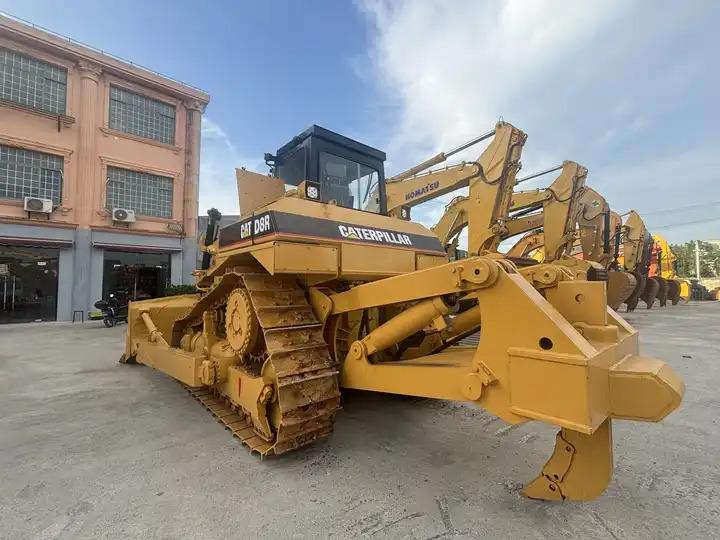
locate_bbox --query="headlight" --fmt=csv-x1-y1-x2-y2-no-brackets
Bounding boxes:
304,181,321,200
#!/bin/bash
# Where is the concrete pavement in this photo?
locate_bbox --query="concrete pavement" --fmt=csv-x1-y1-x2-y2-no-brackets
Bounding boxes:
0,302,718,539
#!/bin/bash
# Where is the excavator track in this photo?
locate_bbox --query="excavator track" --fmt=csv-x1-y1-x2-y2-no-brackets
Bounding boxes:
184,273,341,456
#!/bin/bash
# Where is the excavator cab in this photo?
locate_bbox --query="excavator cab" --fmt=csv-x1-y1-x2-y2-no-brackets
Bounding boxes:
266,125,388,214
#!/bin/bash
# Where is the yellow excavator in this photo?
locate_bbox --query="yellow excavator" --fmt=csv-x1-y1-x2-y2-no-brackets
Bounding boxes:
427,160,636,310
381,137,614,304
572,189,638,310
620,211,661,311
382,126,520,254
433,161,586,263
122,121,683,502
651,234,685,305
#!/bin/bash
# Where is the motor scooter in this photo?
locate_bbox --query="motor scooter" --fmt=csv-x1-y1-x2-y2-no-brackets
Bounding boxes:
93,289,129,327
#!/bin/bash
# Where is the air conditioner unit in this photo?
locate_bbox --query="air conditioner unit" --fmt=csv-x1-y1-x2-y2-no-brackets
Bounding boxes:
23,196,53,213
112,208,136,223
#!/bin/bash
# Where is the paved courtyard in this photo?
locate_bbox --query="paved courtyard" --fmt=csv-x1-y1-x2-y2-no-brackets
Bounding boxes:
1,302,718,539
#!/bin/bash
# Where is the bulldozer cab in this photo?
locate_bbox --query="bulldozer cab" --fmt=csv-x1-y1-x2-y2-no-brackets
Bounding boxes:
268,125,387,214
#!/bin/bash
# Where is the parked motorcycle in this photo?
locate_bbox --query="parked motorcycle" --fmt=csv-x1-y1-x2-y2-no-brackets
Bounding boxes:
93,290,130,327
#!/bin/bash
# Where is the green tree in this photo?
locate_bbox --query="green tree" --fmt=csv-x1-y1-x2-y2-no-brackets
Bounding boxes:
670,241,720,278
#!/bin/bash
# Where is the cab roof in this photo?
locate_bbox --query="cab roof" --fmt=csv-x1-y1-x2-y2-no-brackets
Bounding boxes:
276,124,386,162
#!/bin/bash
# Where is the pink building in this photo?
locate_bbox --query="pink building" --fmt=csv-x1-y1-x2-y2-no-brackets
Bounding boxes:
0,14,210,323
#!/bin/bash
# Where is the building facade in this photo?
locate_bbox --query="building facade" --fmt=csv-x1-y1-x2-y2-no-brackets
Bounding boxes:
0,14,210,323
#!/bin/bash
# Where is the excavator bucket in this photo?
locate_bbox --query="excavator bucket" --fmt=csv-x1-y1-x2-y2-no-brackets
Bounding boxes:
640,277,661,309
607,270,637,311
655,276,670,307
667,279,681,305
625,272,646,312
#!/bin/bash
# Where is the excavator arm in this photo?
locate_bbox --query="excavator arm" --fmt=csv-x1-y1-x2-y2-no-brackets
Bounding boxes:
652,234,684,305
621,210,648,273
577,188,613,266
506,231,545,258
383,128,500,218
433,161,587,261
432,196,471,248
384,123,527,248
386,162,482,219
620,210,664,310
465,124,526,253
505,161,588,260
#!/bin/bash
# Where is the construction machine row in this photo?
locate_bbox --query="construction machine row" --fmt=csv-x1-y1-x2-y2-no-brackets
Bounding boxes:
384,130,689,312
122,121,685,503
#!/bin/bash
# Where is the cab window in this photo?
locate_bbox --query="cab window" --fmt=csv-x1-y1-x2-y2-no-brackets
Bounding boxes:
319,152,380,213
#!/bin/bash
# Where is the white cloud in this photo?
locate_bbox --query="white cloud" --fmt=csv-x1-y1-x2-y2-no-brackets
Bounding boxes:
360,0,625,164
199,117,265,216
358,0,720,244
357,0,626,240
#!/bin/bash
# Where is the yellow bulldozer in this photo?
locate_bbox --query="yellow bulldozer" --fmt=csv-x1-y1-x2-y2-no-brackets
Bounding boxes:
122,122,684,501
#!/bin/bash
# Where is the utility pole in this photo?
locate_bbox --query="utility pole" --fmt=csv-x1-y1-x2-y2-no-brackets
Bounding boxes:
695,240,701,279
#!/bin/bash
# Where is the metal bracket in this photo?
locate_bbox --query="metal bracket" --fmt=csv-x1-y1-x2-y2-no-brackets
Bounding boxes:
461,362,497,400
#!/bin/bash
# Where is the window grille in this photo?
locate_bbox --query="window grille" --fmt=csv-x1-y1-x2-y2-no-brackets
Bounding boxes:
109,85,176,144
0,144,64,204
0,47,67,114
106,166,173,218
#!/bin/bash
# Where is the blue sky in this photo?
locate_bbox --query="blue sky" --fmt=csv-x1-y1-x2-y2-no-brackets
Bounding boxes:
2,0,718,243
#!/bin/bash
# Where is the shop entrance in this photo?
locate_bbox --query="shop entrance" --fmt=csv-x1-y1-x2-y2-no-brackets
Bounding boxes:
0,246,59,324
102,250,170,301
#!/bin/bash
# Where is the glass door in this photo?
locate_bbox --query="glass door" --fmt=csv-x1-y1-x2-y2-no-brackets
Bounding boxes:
102,250,170,301
0,246,59,324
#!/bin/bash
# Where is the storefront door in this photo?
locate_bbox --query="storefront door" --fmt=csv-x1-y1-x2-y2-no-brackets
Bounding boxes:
0,246,59,324
101,250,171,301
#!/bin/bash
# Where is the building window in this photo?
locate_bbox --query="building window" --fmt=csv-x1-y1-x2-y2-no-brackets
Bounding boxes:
109,85,176,144
0,48,67,115
0,145,64,204
106,166,173,218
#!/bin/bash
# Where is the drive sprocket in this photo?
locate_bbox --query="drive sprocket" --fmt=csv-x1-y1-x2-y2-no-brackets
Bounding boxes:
225,287,259,356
